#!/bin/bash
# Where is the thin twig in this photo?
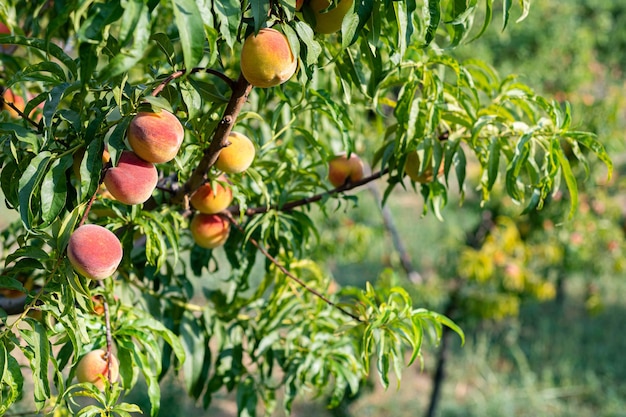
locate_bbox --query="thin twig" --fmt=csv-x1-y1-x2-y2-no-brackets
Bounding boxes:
367,177,424,284
151,67,236,97
225,213,364,323
99,291,114,384
0,93,42,130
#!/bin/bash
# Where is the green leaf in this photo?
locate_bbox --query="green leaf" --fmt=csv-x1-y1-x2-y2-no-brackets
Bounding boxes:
424,0,441,45
41,154,73,225
97,7,151,79
21,319,51,410
553,138,578,219
18,151,52,230
171,0,205,70
214,0,240,49
250,0,270,33
0,35,77,78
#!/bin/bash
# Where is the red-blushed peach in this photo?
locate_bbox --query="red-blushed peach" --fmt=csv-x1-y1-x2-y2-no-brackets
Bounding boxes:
240,28,297,88
404,151,444,184
2,89,25,119
190,213,230,249
215,131,255,174
295,0,305,11
127,109,184,164
67,224,123,280
328,153,365,187
75,349,120,391
309,0,354,34
103,150,158,205
190,175,233,214
0,22,10,35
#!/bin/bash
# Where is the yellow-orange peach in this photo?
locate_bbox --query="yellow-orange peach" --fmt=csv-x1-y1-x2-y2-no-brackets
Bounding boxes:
215,132,255,174
190,213,230,249
2,89,25,119
75,349,119,391
240,28,297,88
103,151,158,205
309,0,354,34
404,151,444,184
328,153,364,187
67,224,123,280
190,176,233,214
127,110,184,164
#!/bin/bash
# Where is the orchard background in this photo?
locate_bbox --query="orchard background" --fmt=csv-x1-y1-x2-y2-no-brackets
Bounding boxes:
0,1,624,417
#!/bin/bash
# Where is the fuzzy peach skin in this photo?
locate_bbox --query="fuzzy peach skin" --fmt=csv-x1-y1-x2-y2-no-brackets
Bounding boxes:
190,213,231,249
310,0,354,34
75,349,120,391
215,131,256,174
103,150,158,205
240,28,298,88
328,153,364,187
2,89,25,119
127,109,184,163
67,224,123,280
190,175,233,214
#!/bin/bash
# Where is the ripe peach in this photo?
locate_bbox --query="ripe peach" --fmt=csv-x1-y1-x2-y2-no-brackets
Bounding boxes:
67,224,123,280
75,349,119,391
190,213,230,249
2,89,25,119
404,151,444,184
0,22,10,35
295,0,305,11
127,110,184,164
190,176,233,214
103,151,158,205
309,0,354,34
215,131,255,174
240,28,297,88
328,153,365,187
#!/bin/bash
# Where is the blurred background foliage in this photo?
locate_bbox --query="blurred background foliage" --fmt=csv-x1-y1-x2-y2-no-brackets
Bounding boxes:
3,0,626,416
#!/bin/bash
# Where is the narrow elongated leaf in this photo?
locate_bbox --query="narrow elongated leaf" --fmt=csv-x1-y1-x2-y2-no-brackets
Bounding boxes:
41,154,73,224
0,35,77,78
171,0,205,70
18,151,52,230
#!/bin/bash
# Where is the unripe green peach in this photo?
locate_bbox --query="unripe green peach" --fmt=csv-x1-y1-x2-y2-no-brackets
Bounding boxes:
75,349,119,391
190,176,233,214
103,151,158,205
67,224,123,280
190,213,230,249
309,0,354,34
2,89,25,119
240,28,297,88
215,132,255,174
127,110,185,163
328,153,364,187
404,151,444,184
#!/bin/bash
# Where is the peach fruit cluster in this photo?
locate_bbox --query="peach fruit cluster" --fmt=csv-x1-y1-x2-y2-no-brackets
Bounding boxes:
188,131,256,249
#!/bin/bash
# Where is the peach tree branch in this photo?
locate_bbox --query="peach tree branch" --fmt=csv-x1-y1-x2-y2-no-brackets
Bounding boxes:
150,67,236,97
172,73,252,205
229,168,391,217
225,213,364,323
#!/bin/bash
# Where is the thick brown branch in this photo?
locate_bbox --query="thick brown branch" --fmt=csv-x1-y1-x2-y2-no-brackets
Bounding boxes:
173,74,252,205
226,214,364,323
229,168,390,217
